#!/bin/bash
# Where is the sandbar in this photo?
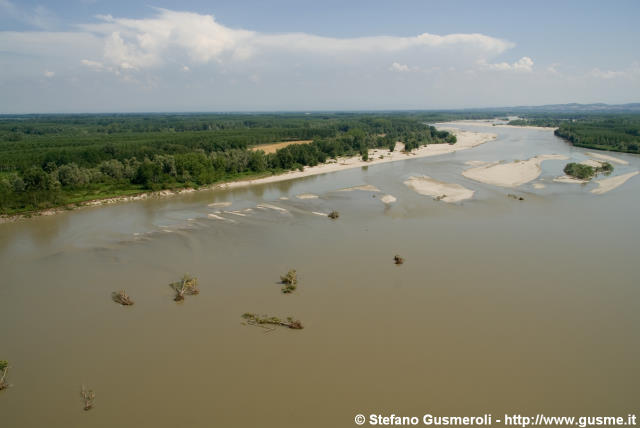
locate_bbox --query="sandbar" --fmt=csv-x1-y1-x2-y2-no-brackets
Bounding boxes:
404,176,474,203
463,154,568,188
591,171,639,194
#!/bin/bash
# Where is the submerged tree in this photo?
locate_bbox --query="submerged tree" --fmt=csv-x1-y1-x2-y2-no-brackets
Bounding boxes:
280,269,298,293
241,313,303,331
81,385,95,411
328,210,340,219
170,274,199,302
0,360,10,391
394,255,405,265
111,290,134,306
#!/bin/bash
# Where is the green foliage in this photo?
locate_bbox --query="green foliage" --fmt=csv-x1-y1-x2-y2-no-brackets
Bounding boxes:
0,113,455,215
554,117,640,153
563,163,595,180
598,162,614,174
0,360,7,371
563,161,614,180
280,269,298,293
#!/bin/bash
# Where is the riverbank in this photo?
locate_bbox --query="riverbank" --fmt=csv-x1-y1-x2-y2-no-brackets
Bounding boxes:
0,128,496,224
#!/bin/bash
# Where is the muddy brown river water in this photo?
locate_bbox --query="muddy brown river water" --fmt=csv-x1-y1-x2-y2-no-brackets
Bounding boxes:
1,123,639,427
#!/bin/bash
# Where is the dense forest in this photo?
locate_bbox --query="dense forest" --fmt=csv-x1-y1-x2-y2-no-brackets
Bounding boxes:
553,117,640,154
506,113,640,154
0,113,459,215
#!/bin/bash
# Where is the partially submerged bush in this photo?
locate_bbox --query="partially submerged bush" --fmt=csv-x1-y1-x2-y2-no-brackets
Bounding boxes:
241,313,303,330
0,360,10,391
81,385,95,411
394,255,404,265
596,162,614,175
280,269,298,293
328,210,340,219
111,290,134,306
170,274,199,302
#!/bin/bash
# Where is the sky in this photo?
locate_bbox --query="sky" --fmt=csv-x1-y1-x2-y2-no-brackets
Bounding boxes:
0,0,639,113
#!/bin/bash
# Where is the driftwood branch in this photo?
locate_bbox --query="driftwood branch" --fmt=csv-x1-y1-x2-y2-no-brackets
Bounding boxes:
242,313,303,330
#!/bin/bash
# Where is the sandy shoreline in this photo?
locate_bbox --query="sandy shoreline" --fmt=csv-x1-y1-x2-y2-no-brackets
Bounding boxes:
0,127,496,223
222,128,496,191
463,154,568,188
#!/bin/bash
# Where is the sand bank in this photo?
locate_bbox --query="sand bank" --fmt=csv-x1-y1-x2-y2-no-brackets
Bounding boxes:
463,154,568,188
404,176,474,203
532,182,546,189
591,171,639,195
208,201,232,208
586,152,629,165
439,120,556,131
222,128,496,192
338,184,381,192
296,193,319,199
553,175,588,184
380,194,397,204
580,159,605,168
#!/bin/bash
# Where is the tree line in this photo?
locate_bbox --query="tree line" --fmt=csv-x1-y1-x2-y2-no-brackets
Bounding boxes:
0,113,455,214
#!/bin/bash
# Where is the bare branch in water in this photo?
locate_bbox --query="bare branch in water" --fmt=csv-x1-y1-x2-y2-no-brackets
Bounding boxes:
241,313,303,330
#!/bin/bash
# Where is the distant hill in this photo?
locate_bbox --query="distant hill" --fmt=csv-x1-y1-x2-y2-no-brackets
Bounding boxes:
471,103,640,114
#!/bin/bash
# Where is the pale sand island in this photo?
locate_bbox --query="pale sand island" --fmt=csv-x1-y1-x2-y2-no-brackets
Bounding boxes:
296,193,319,199
591,171,639,194
438,120,557,131
380,194,397,204
463,154,569,187
404,176,475,203
586,152,629,165
338,184,381,192
553,175,588,184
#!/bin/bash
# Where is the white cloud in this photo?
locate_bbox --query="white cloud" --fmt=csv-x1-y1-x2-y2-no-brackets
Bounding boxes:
81,59,104,70
479,56,534,72
390,62,411,72
43,70,54,78
589,64,640,80
72,8,514,75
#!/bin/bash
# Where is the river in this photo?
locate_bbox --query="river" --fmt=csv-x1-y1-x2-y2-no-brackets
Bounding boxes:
1,122,639,427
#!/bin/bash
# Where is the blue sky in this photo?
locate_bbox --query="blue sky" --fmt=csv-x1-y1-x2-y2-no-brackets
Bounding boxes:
0,0,639,112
